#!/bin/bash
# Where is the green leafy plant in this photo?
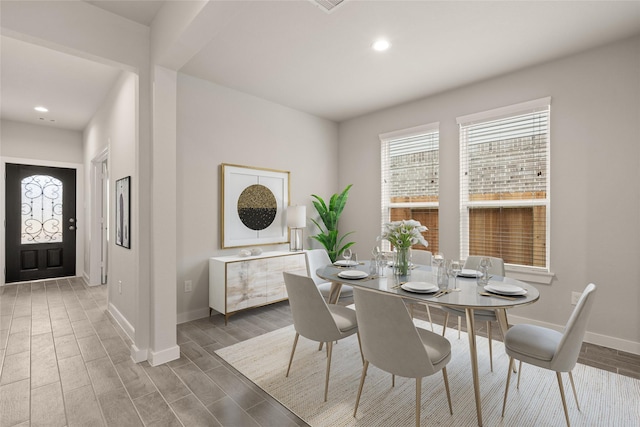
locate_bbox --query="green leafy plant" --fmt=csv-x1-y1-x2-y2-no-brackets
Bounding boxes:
310,184,355,263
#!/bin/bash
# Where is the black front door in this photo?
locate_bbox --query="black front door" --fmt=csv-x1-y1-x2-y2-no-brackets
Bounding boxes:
5,163,77,283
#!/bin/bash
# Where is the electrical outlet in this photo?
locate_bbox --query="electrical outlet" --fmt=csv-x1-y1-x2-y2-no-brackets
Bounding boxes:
571,291,580,305
184,280,193,292
118,280,122,294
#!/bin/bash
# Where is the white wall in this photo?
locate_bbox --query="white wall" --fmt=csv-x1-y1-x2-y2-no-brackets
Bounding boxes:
1,120,83,163
83,72,138,337
338,35,640,353
176,74,339,322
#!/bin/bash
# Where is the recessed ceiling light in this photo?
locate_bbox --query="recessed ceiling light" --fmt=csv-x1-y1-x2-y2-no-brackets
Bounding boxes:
34,106,48,112
372,39,391,52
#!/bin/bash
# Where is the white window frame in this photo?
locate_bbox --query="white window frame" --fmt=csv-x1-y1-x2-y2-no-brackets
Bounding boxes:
379,122,439,252
457,98,552,281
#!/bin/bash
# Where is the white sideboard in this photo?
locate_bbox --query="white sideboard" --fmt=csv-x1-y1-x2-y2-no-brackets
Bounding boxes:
209,251,307,322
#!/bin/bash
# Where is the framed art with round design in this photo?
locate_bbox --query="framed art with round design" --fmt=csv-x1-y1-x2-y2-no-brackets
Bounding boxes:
221,164,290,248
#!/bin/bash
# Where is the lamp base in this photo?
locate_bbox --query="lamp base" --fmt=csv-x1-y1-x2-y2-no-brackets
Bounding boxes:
289,228,303,252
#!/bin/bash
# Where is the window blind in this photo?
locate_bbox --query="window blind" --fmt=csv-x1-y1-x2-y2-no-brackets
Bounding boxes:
459,100,550,269
380,123,440,253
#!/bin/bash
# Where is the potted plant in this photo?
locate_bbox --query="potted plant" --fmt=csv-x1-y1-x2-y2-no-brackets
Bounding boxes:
310,184,355,263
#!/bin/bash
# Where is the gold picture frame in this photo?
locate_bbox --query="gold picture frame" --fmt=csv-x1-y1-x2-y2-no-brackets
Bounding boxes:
221,164,290,248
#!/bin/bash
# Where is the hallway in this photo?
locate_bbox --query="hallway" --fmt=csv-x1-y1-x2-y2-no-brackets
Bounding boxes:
0,278,305,426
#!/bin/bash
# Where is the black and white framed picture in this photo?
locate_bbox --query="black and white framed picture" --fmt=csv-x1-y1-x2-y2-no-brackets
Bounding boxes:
115,176,131,249
221,164,290,248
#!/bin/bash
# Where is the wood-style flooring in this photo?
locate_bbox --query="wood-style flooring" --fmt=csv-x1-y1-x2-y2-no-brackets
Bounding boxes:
1,279,638,426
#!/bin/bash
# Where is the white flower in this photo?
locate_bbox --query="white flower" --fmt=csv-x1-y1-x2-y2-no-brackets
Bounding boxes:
381,219,428,249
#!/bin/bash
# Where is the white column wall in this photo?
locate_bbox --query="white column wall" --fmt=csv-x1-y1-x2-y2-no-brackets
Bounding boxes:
1,1,157,361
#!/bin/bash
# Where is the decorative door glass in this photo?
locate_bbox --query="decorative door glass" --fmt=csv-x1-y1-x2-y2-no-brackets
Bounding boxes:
21,174,63,244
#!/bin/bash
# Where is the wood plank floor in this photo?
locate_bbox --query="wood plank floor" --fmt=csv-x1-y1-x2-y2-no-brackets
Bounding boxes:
0,279,638,426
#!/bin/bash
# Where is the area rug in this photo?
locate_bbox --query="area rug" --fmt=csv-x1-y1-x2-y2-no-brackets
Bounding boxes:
216,320,640,426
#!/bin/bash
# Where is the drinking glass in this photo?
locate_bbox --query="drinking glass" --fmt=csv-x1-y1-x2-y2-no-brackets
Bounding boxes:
378,252,390,276
476,257,492,287
342,248,352,266
371,246,382,275
450,260,462,291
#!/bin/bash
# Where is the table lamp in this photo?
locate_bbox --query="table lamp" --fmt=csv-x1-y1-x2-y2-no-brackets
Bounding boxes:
287,205,306,251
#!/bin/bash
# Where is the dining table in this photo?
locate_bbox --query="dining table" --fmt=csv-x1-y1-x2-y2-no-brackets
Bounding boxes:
316,261,540,427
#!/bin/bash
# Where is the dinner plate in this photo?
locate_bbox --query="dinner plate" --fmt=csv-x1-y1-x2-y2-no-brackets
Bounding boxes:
484,283,527,296
334,260,358,267
338,270,368,279
401,282,439,293
457,269,481,278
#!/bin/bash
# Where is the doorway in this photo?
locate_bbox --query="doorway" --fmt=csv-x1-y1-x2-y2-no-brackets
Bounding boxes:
5,163,77,282
88,149,110,286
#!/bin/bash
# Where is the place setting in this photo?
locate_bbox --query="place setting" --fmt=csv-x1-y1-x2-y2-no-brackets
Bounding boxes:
391,281,452,298
480,283,528,300
399,281,438,293
336,269,369,280
333,248,362,268
457,268,482,278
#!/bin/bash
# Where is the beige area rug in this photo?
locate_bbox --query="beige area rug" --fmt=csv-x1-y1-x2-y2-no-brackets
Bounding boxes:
216,319,640,426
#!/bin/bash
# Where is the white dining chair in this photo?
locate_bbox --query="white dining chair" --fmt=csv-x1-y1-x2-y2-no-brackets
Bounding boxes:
502,283,596,426
352,287,453,426
283,272,362,402
412,249,432,266
441,256,505,371
305,248,353,301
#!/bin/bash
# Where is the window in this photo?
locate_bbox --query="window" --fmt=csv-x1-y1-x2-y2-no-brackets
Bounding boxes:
21,174,64,244
458,98,550,270
379,123,439,253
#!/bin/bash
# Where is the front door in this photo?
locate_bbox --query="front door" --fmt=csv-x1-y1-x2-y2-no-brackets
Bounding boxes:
5,163,77,283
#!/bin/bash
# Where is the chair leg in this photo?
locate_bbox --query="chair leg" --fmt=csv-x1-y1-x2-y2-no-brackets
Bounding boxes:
425,304,434,332
442,312,449,337
286,333,299,377
457,316,461,339
415,377,421,427
392,374,395,387
568,371,580,411
502,356,515,417
409,303,414,319
517,361,523,389
353,360,369,417
487,321,493,372
356,331,364,365
324,341,333,402
556,372,571,427
442,367,453,415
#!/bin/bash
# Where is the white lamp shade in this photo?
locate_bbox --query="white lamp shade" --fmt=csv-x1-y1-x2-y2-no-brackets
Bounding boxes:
287,205,306,228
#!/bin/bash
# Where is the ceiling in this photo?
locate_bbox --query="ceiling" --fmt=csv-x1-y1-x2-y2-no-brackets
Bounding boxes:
1,36,122,131
2,1,640,130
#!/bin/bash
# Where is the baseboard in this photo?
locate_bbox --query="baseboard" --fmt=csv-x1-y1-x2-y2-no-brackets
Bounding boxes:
148,345,180,366
83,272,103,287
130,344,148,363
508,314,640,355
108,302,135,342
177,307,211,324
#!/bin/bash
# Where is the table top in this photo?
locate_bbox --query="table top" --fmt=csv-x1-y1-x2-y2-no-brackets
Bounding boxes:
316,262,539,310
